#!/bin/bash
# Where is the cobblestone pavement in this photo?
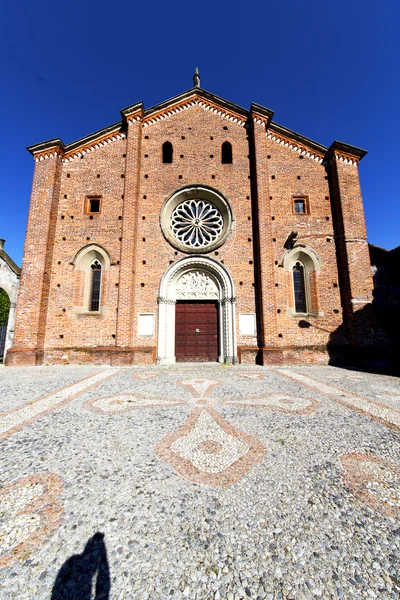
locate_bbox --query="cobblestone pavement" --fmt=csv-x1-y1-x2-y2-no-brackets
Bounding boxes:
0,364,399,600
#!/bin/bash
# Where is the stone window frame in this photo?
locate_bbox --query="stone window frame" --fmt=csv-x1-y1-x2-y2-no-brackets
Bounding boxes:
70,244,111,315
282,245,320,317
292,195,310,215
160,185,234,254
292,261,308,314
89,259,102,311
84,195,102,215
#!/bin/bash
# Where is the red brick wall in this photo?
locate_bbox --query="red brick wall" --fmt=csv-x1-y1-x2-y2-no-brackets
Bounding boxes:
257,135,344,356
327,156,374,347
130,106,256,351
8,96,374,366
9,154,62,364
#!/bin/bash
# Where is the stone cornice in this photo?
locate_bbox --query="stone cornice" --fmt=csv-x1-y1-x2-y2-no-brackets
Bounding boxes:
28,123,127,163
120,102,144,122
27,139,65,162
26,89,367,169
62,126,126,163
250,103,274,128
142,89,249,128
266,122,327,163
324,141,367,166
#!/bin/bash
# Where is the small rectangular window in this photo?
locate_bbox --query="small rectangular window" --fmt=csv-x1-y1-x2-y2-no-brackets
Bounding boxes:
294,199,305,214
85,196,102,214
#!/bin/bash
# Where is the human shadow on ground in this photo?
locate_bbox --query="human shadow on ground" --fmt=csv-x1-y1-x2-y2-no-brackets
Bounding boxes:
51,532,110,600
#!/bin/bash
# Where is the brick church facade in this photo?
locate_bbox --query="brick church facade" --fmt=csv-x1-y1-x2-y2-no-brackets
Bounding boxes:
7,74,374,366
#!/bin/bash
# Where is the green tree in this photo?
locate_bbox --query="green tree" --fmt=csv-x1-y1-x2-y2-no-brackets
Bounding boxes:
0,288,10,326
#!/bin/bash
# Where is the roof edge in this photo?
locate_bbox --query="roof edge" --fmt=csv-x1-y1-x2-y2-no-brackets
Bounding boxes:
250,102,274,121
269,121,328,155
120,101,144,119
27,138,65,155
64,121,124,152
143,87,249,120
0,250,21,276
327,140,368,161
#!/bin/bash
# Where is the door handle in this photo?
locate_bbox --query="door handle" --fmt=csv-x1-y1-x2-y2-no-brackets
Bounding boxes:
195,328,200,333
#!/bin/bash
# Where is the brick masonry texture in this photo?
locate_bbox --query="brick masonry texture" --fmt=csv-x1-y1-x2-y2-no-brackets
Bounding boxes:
6,89,374,366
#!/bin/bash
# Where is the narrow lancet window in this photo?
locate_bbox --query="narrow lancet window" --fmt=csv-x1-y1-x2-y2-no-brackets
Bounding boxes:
162,141,173,163
221,141,232,164
293,262,307,313
90,260,102,311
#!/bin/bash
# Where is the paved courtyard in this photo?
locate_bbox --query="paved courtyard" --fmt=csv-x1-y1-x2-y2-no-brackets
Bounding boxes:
0,363,399,600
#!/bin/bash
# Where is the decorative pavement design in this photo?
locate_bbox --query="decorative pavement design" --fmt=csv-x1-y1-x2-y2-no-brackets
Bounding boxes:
131,372,159,380
221,393,319,414
83,378,319,485
235,372,265,380
84,393,184,414
154,406,266,486
277,369,400,431
1,368,399,579
0,369,118,441
177,377,220,398
0,473,63,568
341,453,400,518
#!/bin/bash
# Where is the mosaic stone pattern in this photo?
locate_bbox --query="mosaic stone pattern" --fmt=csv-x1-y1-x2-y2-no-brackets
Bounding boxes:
155,406,266,485
131,372,159,380
0,365,399,599
177,377,220,398
278,369,400,431
341,453,400,518
0,369,118,440
221,393,319,414
0,474,63,568
84,393,184,414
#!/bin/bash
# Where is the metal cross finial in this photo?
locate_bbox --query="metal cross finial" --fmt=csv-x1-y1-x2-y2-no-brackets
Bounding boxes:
193,67,200,88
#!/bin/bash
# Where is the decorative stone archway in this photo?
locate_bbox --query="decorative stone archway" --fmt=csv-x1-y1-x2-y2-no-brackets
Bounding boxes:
157,256,237,364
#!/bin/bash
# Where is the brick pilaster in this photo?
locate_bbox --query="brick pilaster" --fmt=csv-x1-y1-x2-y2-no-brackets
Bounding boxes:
116,117,142,346
326,142,373,346
8,152,63,364
250,109,278,354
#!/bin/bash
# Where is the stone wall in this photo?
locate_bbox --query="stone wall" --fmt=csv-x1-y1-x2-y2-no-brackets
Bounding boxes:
0,242,20,358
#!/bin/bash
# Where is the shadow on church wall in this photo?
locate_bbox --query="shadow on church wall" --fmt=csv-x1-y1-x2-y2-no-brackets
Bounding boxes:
51,532,110,600
299,290,400,377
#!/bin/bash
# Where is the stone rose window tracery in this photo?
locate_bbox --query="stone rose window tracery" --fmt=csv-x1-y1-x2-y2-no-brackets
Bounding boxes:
171,199,224,249
160,186,233,254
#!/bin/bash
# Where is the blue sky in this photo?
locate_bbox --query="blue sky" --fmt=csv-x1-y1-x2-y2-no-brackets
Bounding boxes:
1,0,398,265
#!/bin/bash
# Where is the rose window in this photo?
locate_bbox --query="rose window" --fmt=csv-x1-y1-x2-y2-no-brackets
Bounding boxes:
170,199,224,249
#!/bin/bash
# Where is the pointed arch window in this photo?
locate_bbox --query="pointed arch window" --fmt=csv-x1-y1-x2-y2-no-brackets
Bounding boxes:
89,260,102,311
162,141,173,163
221,141,232,164
293,262,307,313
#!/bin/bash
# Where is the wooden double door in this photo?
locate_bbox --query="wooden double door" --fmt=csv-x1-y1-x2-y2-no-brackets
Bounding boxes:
175,301,219,362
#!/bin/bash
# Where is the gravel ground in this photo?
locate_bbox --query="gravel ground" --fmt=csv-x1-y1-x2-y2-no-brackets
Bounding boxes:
0,364,399,600
0,365,103,413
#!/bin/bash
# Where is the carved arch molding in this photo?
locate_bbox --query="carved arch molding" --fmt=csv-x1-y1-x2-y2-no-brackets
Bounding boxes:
157,256,238,364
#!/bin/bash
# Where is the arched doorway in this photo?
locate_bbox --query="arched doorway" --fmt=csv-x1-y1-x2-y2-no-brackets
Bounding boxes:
157,256,237,364
0,288,11,360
